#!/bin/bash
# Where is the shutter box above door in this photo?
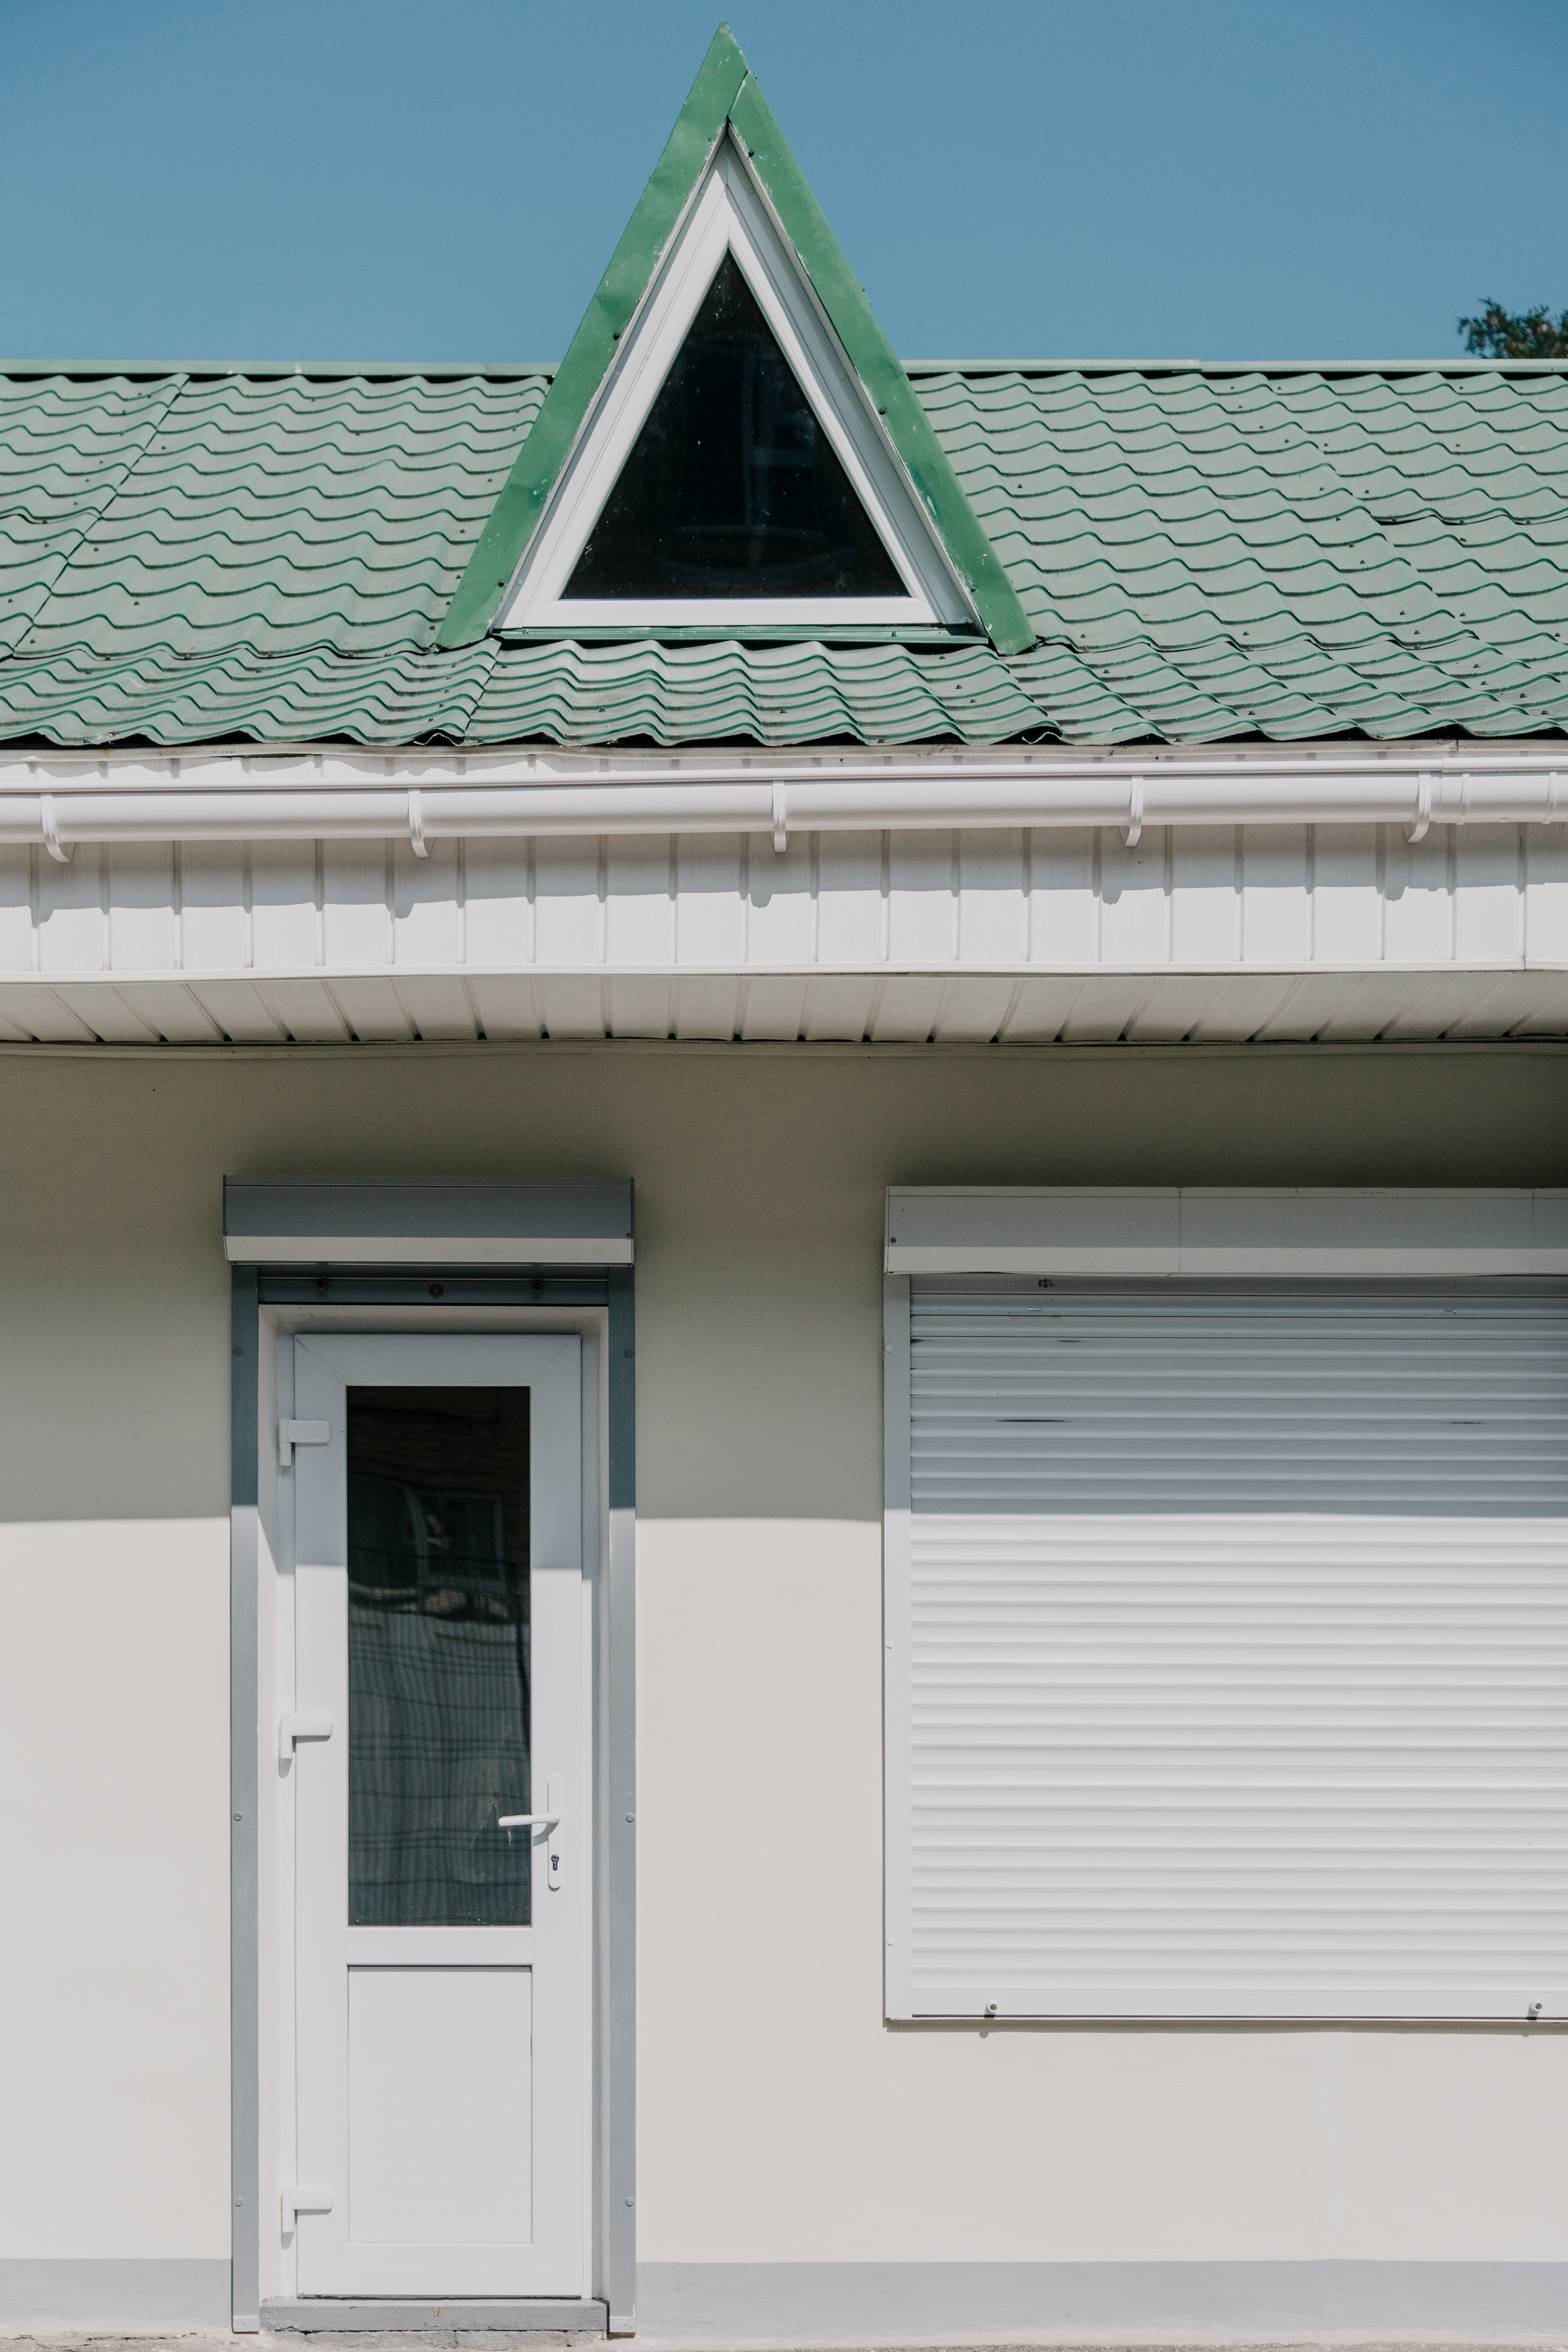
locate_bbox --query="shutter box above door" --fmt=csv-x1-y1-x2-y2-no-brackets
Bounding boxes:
223,1177,633,1266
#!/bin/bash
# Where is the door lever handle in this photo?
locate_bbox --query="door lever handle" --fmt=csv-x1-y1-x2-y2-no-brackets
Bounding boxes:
499,1774,564,1889
280,1711,334,1765
278,1418,331,1469
282,2182,334,2231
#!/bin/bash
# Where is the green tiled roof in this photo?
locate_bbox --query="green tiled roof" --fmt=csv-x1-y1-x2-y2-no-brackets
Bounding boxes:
2,361,1567,748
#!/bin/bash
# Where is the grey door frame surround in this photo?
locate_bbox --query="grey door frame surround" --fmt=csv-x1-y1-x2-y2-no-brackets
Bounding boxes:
228,1180,636,2336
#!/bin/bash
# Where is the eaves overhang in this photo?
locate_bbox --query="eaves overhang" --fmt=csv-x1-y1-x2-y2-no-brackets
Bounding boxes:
4,739,1566,1050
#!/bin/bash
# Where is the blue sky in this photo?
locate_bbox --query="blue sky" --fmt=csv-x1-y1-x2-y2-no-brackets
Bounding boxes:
2,0,1564,367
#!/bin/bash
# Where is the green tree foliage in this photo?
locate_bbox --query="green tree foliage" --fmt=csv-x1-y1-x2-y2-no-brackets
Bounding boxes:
1459,300,1568,358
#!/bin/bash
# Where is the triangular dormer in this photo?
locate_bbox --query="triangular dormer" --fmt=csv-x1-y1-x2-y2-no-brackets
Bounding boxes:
439,24,1033,654
500,146,957,630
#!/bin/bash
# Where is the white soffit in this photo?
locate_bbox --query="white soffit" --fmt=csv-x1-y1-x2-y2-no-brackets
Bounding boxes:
493,134,972,634
884,1186,1568,1276
222,1177,634,1266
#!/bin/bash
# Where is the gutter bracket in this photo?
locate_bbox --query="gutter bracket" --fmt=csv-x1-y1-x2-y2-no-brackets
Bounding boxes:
771,781,788,855
1120,775,1144,849
1405,771,1433,844
40,793,72,864
408,787,429,858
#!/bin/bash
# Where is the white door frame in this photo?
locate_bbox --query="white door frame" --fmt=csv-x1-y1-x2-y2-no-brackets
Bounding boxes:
290,1332,587,2294
234,1291,632,2329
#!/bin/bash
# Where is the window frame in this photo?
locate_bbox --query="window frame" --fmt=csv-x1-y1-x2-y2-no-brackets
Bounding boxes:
494,136,976,638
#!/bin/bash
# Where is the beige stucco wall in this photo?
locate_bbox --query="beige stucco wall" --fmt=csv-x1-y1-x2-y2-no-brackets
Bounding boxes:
0,1037,1565,2266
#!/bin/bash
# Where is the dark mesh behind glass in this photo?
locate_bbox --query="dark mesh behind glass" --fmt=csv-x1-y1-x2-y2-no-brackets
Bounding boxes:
347,1386,530,1926
566,251,907,599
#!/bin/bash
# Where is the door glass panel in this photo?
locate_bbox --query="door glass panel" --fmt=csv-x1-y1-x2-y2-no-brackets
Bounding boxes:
346,1386,531,1926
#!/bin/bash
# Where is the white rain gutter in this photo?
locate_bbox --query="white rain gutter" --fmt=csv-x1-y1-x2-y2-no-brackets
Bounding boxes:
0,746,1563,857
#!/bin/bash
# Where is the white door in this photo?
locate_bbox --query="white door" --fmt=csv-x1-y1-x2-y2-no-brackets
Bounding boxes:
288,1334,587,2295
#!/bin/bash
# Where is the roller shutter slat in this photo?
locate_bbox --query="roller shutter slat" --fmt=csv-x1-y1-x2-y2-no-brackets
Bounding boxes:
893,1286,1568,2018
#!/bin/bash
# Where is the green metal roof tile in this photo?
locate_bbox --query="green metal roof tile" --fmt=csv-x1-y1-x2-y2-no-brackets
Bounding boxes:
20,372,547,664
2,353,1568,748
0,373,185,655
466,635,1051,748
1006,640,1161,742
0,641,491,747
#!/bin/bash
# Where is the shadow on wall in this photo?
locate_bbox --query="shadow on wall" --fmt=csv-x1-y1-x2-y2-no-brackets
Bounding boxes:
0,1040,1561,1522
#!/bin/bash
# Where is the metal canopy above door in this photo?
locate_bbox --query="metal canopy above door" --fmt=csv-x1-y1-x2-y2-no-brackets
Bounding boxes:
223,1177,634,1267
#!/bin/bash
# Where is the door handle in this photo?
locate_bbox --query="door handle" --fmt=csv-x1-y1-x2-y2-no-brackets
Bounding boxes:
278,1418,331,1469
498,1773,564,1889
281,2182,334,2231
279,1711,334,1765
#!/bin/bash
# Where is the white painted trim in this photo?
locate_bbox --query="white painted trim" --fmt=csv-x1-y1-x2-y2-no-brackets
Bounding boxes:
495,136,970,633
884,1185,1568,1276
0,746,1562,851
224,1236,634,1267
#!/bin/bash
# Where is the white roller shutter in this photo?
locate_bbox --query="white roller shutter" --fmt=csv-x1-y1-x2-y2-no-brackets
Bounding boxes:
884,1281,1568,2020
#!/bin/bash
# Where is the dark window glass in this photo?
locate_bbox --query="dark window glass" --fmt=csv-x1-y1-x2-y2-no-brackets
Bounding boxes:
347,1385,531,1927
566,251,908,600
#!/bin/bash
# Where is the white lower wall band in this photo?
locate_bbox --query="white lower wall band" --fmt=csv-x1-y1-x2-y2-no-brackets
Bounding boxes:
0,2260,232,2328
635,2259,1568,2339
6,2256,1562,2336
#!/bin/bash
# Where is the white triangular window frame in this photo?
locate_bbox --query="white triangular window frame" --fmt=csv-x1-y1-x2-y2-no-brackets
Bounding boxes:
494,134,976,634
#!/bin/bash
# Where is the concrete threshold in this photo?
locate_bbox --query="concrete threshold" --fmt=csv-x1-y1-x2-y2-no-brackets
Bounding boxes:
260,2302,607,2338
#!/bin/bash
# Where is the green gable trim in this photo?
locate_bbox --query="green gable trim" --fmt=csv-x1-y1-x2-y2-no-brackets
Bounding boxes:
724,73,1033,659
436,26,746,651
437,25,1034,658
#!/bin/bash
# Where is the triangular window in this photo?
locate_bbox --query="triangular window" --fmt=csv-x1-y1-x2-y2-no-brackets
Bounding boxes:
443,28,1035,653
491,136,974,637
565,254,906,601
